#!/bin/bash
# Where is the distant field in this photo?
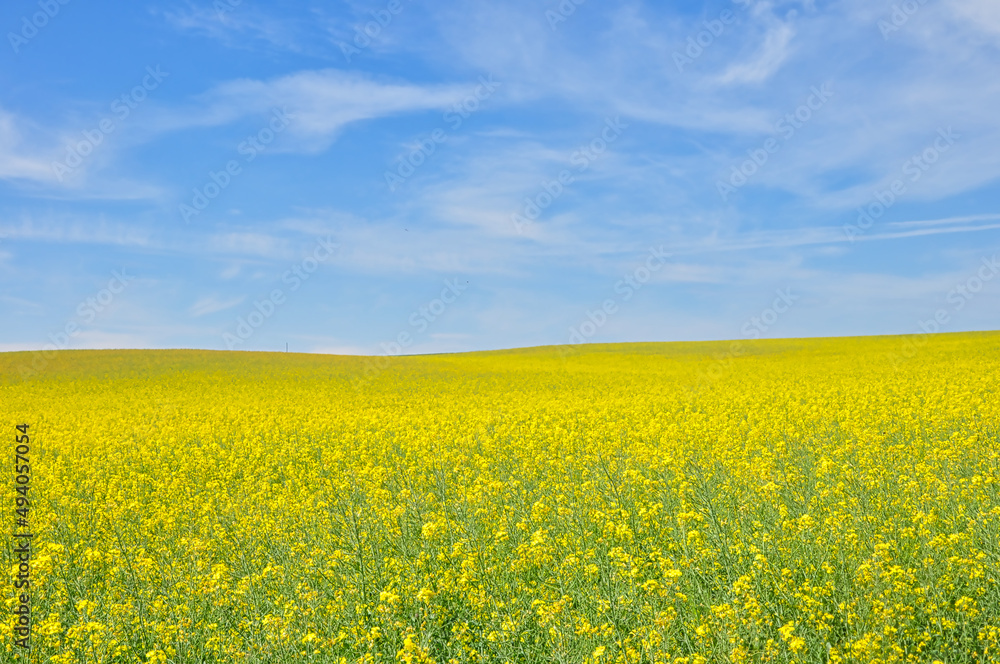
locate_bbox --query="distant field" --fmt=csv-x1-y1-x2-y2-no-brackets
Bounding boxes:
2,333,999,663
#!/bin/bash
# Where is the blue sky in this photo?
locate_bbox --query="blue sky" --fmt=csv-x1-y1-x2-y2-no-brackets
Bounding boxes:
2,0,999,356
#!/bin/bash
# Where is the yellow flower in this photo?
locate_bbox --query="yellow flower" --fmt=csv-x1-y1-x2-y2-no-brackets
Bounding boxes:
4,333,999,662
145,650,168,664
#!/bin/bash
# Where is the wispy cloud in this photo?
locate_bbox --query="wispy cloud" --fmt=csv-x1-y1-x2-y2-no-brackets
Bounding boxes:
159,2,306,52
146,69,476,153
717,20,796,85
667,214,1000,256
0,214,156,247
189,295,247,317
3,1,1000,353
0,110,60,184
950,0,1000,35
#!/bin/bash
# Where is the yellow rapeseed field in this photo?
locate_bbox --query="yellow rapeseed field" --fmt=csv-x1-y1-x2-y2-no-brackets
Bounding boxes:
2,332,999,663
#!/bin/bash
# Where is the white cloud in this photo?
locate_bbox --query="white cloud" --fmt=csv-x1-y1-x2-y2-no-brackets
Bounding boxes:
160,2,306,52
147,69,474,153
205,232,294,260
664,214,1000,257
0,330,154,352
0,110,60,184
717,21,796,85
951,0,1000,35
189,295,247,317
0,107,168,199
0,214,156,247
